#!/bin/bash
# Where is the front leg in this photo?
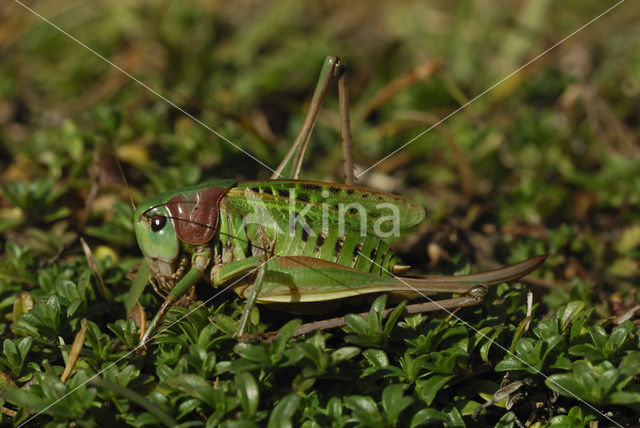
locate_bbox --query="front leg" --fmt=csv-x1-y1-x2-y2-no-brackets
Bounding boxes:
140,246,211,347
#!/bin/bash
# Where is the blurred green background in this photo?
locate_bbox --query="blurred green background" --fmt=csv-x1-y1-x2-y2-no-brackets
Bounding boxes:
1,0,640,426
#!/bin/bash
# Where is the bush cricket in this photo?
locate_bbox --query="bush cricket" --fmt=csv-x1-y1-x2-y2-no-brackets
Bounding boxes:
132,56,546,345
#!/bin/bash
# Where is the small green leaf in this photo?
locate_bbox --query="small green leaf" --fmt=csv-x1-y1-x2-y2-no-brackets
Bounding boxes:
331,346,360,363
587,325,608,351
273,319,301,354
608,391,640,405
234,343,268,364
573,362,598,400
326,396,343,419
568,344,604,361
213,314,238,336
569,310,592,342
599,369,619,396
371,294,387,316
514,337,534,357
457,399,481,416
495,357,523,372
608,322,632,348
415,374,454,405
495,411,516,428
90,376,176,427
561,301,586,331
344,314,367,334
344,395,384,428
620,352,640,377
267,393,300,428
292,374,315,393
550,356,572,371
546,374,587,402
3,339,19,369
168,374,217,407
17,337,33,361
442,405,464,426
475,326,504,362
236,372,259,418
410,408,446,427
510,316,532,352
384,300,407,339
381,384,413,425
363,349,389,367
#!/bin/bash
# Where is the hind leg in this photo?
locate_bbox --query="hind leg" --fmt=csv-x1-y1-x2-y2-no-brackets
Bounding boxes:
272,56,355,184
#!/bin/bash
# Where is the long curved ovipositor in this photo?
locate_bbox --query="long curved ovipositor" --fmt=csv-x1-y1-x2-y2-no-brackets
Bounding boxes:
139,267,203,346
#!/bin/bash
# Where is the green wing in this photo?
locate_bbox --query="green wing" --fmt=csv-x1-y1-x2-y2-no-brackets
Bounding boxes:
248,256,405,303
225,180,425,233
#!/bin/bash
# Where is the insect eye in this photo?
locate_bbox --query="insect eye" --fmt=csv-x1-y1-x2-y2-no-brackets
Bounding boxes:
150,215,167,232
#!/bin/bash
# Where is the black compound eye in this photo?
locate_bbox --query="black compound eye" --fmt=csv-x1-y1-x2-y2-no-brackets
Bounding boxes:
151,215,167,232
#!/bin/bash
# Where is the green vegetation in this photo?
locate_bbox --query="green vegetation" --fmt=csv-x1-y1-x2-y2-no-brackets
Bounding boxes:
1,1,639,426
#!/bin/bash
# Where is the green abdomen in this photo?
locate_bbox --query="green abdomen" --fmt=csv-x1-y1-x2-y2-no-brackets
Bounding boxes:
218,201,400,276
271,221,400,276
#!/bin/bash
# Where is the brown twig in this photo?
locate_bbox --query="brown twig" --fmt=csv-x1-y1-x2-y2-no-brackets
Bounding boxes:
79,237,111,301
61,318,88,383
287,296,480,339
128,301,147,342
614,305,640,325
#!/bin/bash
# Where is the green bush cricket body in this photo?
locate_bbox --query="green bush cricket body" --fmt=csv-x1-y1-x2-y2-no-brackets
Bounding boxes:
133,56,546,345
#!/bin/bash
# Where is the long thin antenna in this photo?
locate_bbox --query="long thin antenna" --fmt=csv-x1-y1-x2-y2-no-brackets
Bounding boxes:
91,120,137,211
110,144,136,211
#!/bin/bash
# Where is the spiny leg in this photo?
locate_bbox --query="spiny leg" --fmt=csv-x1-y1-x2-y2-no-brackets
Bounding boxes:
139,248,211,348
235,263,266,337
235,225,273,337
272,56,339,180
271,56,356,184
140,268,203,347
336,61,355,185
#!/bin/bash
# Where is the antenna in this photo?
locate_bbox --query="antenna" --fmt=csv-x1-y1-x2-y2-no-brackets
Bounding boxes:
91,118,137,211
